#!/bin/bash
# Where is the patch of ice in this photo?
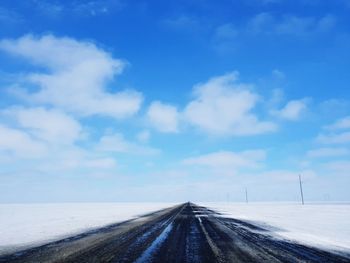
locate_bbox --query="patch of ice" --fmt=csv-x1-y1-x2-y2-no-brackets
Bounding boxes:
135,222,173,263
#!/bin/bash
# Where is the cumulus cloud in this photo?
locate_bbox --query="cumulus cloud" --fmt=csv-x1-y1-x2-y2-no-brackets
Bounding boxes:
0,124,46,158
0,107,118,174
183,72,277,136
0,106,119,175
0,107,83,158
147,101,180,133
2,107,82,145
0,34,142,119
271,99,307,120
316,116,350,144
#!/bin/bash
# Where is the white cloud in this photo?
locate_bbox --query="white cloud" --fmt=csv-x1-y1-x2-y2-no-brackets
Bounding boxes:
33,0,123,17
247,13,336,35
316,131,350,144
3,107,82,144
183,150,266,171
31,146,118,174
247,12,275,34
269,88,285,106
325,161,350,175
0,107,117,174
325,116,350,130
306,147,349,158
183,72,277,135
71,0,123,16
256,169,316,182
83,158,117,169
0,35,142,119
97,133,159,155
0,124,46,158
136,130,150,143
315,116,350,145
271,99,307,120
147,101,179,133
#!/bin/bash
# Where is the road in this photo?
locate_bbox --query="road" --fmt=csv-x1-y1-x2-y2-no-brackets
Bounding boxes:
1,203,349,263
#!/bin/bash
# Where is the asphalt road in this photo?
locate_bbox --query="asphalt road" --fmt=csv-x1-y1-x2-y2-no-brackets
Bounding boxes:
1,203,349,263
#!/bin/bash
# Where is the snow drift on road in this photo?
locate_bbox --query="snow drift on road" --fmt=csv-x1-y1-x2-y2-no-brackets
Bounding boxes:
202,202,350,253
0,202,176,253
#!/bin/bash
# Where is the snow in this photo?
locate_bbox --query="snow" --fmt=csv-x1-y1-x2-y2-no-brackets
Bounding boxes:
202,202,350,253
0,202,175,253
1,202,349,255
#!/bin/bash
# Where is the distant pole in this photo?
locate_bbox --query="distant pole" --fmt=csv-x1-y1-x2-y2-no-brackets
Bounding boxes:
299,174,304,205
245,188,248,204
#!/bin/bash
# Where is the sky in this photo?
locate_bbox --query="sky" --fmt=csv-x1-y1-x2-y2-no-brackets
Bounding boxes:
0,0,350,203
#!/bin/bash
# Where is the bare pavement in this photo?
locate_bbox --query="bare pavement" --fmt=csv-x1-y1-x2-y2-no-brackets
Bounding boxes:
1,203,349,263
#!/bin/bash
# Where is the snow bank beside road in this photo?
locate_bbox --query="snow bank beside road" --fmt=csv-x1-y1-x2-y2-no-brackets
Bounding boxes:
0,202,175,252
202,202,350,252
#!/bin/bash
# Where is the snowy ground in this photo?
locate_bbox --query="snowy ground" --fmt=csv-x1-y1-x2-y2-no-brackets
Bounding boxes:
202,202,350,253
0,202,176,253
1,202,349,255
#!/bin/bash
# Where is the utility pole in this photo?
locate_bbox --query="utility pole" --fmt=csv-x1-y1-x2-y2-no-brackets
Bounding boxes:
245,188,248,204
299,174,304,205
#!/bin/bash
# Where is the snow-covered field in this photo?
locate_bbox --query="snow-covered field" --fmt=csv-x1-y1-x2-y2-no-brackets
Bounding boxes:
0,202,176,253
202,202,350,253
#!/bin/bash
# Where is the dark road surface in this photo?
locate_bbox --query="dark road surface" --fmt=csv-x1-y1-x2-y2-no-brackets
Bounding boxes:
1,203,349,263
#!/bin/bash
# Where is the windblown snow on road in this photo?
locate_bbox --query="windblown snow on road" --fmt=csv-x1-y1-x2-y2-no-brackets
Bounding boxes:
0,202,175,252
1,203,349,263
1,201,350,259
202,202,350,252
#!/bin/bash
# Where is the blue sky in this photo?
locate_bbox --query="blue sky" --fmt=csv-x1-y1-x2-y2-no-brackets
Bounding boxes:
1,0,350,203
